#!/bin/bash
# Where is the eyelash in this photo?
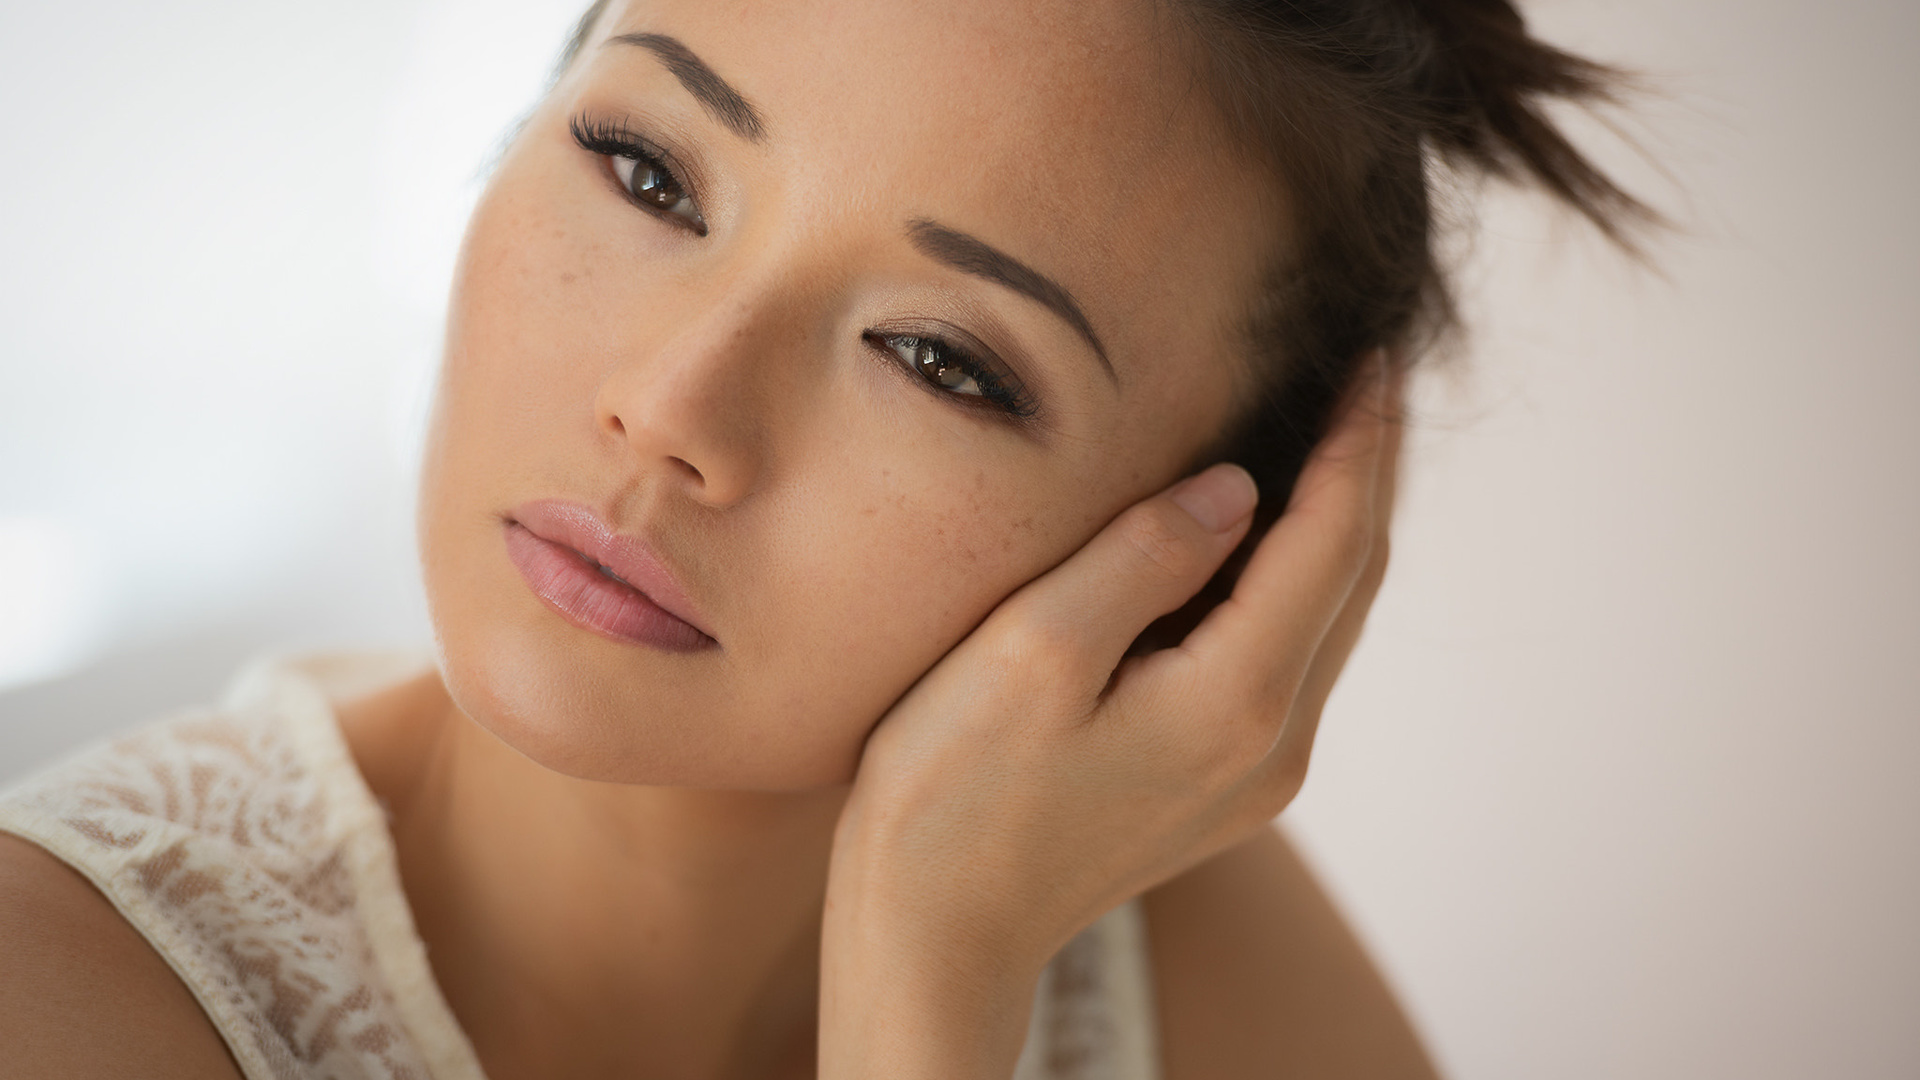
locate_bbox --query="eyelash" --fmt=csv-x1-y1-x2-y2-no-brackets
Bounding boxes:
569,113,707,235
570,111,1037,421
864,332,1038,420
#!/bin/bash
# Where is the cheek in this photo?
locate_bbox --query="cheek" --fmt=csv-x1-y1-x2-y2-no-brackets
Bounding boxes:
744,458,1080,729
441,193,596,438
842,468,1032,623
422,160,631,547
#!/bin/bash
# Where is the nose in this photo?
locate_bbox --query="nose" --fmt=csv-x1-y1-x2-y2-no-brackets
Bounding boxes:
592,283,805,508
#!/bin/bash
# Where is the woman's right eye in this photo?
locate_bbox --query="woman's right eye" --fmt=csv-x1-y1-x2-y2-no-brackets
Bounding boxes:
570,114,708,236
609,154,704,231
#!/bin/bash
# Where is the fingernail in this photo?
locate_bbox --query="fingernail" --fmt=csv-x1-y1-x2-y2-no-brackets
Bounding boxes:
1170,464,1258,533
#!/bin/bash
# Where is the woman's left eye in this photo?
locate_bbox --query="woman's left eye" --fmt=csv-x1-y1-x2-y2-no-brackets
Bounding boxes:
871,333,1036,419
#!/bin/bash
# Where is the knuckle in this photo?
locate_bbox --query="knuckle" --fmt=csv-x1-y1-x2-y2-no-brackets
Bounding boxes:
997,603,1091,688
1211,734,1270,784
1263,750,1310,808
1248,658,1306,722
1332,501,1376,555
1317,503,1375,579
1121,504,1204,581
1189,705,1280,785
1356,535,1391,595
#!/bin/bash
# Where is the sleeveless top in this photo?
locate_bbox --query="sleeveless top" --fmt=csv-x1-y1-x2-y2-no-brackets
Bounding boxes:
0,653,1160,1080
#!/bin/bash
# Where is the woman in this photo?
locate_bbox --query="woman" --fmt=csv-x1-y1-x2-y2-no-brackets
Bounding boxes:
0,0,1648,1075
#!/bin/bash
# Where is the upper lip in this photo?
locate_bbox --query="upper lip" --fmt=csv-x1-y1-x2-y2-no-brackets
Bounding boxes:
508,499,714,640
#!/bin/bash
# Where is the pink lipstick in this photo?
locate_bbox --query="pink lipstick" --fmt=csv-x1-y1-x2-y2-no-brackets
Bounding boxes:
504,500,715,652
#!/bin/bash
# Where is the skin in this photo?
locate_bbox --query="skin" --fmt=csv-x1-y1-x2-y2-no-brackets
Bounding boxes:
0,0,1440,1076
419,0,1272,791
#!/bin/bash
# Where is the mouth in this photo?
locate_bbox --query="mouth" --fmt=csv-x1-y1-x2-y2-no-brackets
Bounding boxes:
594,561,634,587
503,501,716,653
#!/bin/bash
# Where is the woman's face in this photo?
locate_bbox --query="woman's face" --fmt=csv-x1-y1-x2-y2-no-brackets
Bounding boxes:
419,0,1278,788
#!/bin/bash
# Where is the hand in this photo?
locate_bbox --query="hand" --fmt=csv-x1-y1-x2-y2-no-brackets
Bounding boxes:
820,354,1404,1077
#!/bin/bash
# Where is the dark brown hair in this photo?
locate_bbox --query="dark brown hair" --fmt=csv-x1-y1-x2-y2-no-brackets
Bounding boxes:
1128,0,1657,642
1180,0,1654,517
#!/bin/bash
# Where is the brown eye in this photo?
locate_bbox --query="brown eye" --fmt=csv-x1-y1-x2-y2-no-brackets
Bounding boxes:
891,336,981,395
863,330,1037,418
611,154,705,231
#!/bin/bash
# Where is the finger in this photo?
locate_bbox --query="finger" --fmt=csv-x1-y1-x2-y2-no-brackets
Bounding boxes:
986,463,1259,691
1288,364,1406,729
1180,351,1391,705
1249,365,1404,812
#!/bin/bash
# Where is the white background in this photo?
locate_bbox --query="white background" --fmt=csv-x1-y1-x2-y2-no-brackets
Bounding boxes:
2,1,1915,1076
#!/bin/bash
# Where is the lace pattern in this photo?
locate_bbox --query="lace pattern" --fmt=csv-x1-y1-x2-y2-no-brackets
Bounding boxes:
0,654,1158,1080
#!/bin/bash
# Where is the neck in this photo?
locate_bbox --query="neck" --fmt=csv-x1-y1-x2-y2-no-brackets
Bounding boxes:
340,671,844,1080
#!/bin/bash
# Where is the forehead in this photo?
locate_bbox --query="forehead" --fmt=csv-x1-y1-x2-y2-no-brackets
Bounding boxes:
593,0,1279,392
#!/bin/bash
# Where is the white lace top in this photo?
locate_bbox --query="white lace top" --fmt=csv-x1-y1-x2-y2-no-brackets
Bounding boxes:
0,653,1160,1080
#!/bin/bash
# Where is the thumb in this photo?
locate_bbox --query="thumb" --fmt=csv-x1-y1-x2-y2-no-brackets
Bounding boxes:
985,463,1258,687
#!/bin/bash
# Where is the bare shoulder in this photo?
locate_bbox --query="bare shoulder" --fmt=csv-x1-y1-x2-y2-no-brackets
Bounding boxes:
0,832,243,1080
1144,824,1441,1080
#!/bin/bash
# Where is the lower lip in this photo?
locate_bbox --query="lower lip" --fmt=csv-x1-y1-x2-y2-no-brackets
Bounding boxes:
503,522,714,652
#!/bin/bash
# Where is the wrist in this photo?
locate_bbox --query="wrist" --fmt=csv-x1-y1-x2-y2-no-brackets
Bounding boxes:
818,841,1047,1079
818,901,1040,1079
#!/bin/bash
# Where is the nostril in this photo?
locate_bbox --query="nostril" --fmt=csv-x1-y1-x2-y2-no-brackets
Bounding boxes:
669,456,704,485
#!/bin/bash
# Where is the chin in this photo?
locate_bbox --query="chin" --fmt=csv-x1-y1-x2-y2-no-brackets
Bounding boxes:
431,611,869,791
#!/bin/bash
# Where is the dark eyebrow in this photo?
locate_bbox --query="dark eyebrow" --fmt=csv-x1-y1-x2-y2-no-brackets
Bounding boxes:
906,219,1115,385
605,32,767,142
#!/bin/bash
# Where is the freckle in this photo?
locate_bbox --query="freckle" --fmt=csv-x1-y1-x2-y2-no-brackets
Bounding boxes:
559,272,577,284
